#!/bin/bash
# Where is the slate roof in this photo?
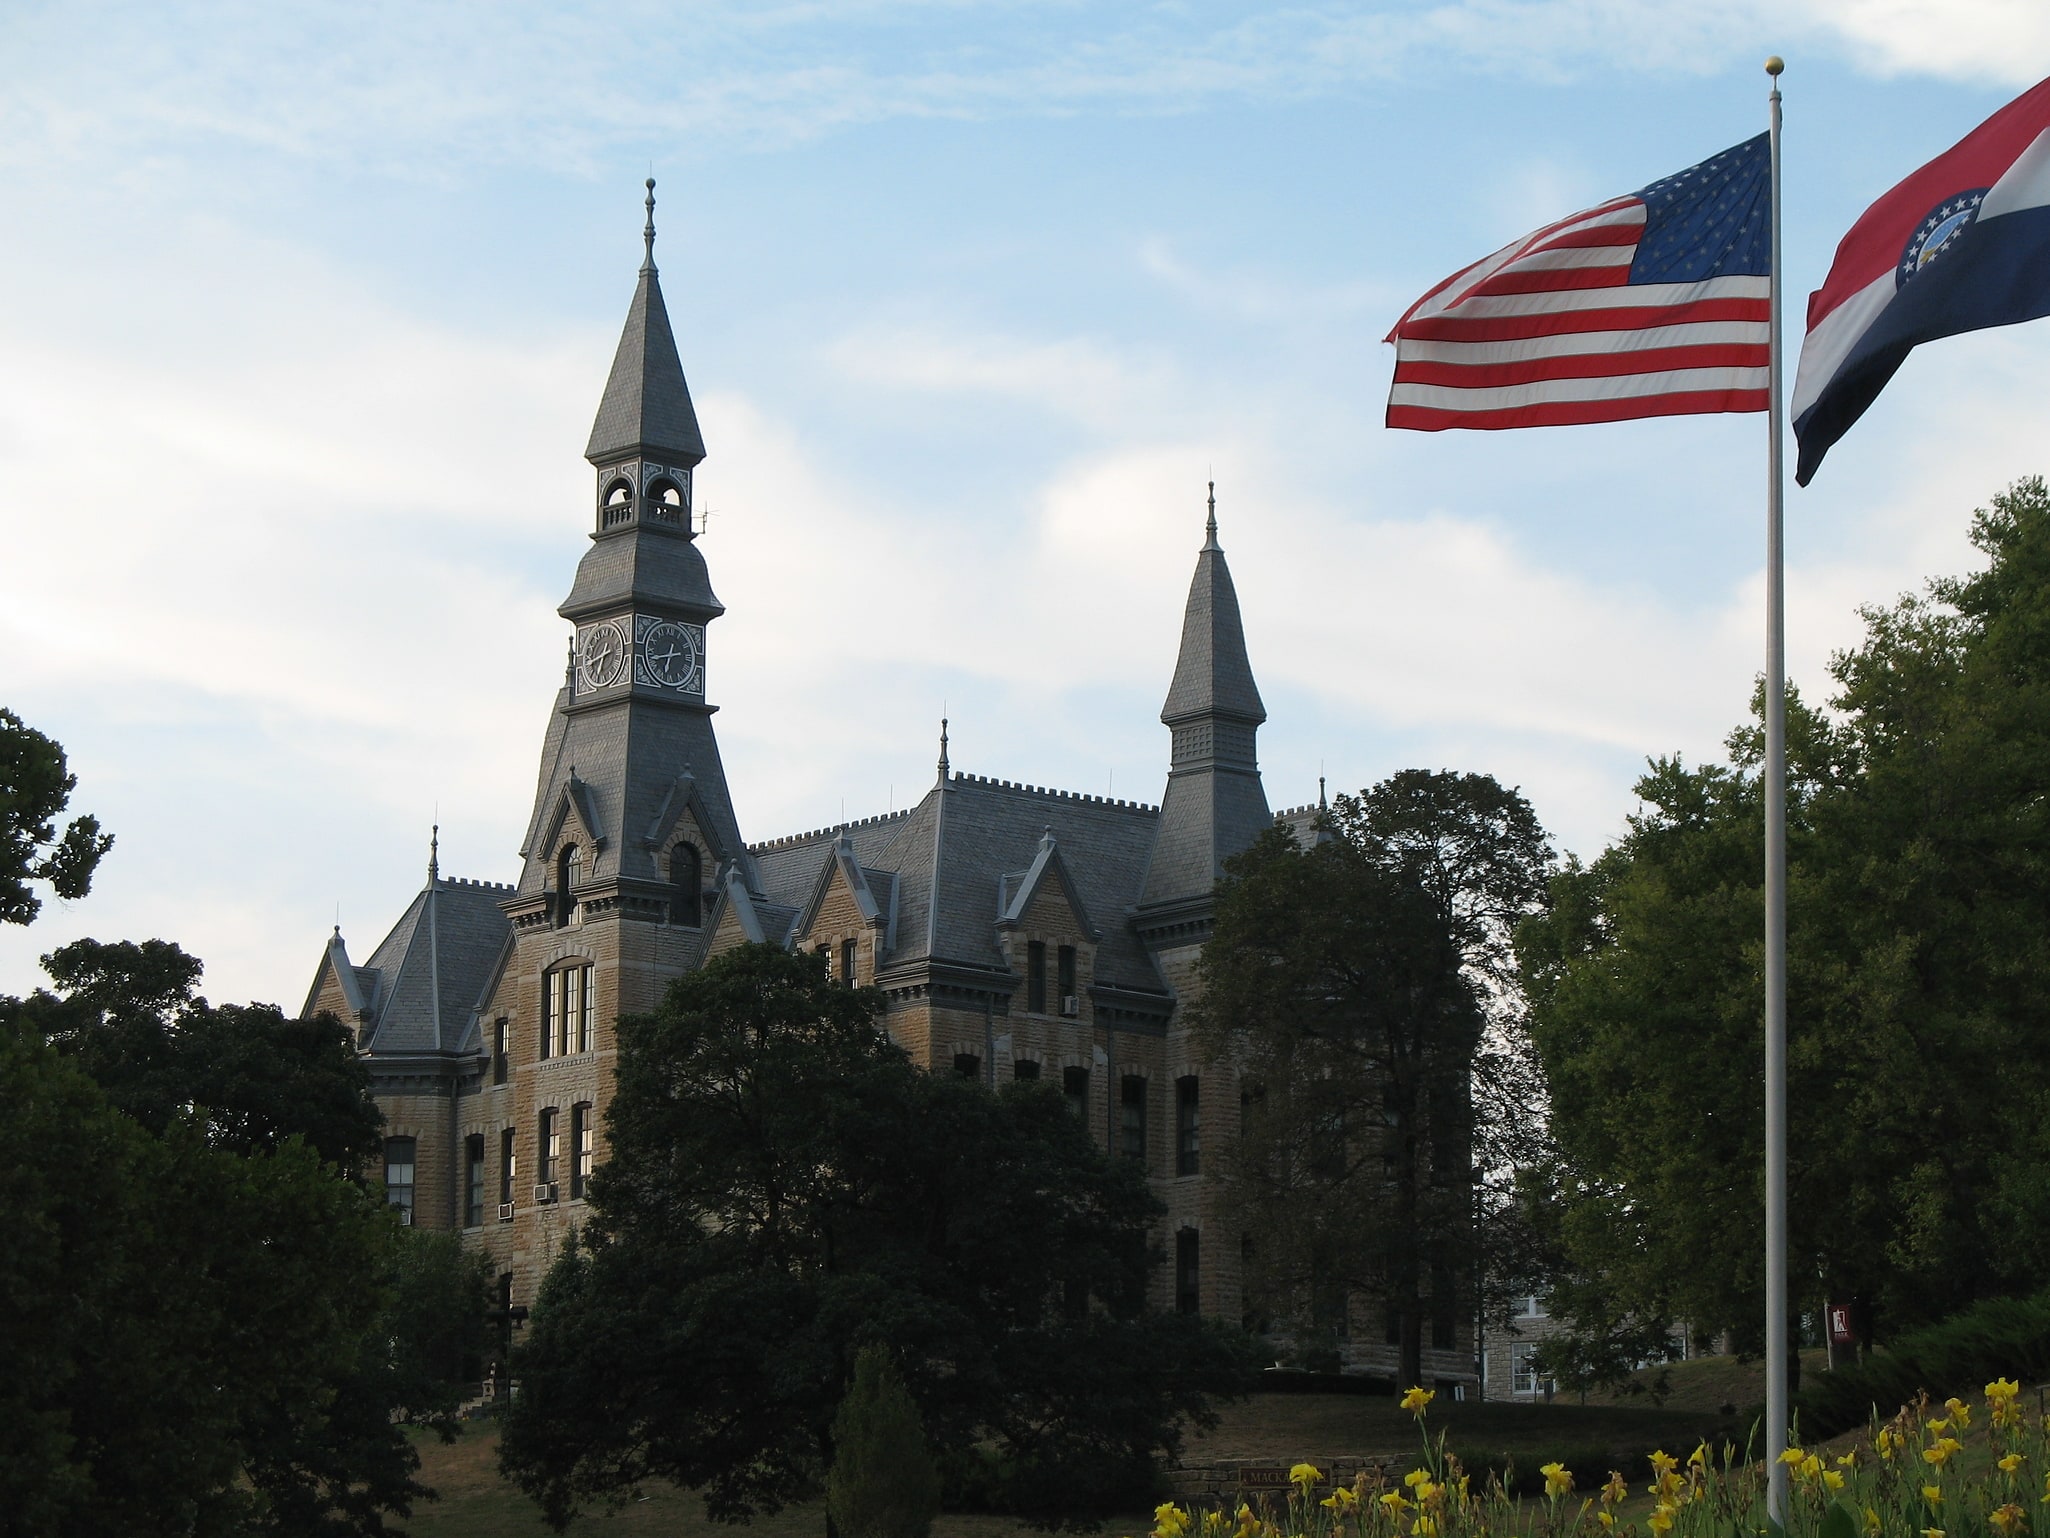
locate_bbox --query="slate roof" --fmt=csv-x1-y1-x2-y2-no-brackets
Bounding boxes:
584,236,706,468
315,871,514,1057
1160,514,1266,727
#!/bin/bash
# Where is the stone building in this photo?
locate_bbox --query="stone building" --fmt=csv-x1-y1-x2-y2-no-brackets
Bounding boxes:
300,187,1477,1387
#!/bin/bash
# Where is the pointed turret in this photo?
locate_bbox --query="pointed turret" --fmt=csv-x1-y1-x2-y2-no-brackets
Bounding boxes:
1138,485,1272,911
586,180,706,470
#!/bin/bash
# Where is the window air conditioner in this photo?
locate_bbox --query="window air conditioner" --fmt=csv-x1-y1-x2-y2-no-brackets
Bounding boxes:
497,1202,516,1222
533,1183,558,1205
1060,996,1080,1017
397,1208,413,1226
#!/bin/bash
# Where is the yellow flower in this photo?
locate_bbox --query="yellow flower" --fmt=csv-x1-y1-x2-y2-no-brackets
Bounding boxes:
1541,1463,1573,1499
1990,1378,2022,1403
1290,1464,1323,1490
1401,1386,1435,1416
1650,1450,1679,1477
1928,1418,1952,1434
1647,1504,1675,1536
1837,1451,1860,1468
1922,1529,1945,1538
1688,1442,1712,1470
1404,1470,1430,1490
1990,1505,2027,1536
1824,1471,1846,1492
1598,1513,1615,1530
1154,1504,1190,1538
1602,1472,1630,1507
1779,1447,1808,1466
1925,1437,1964,1467
1412,1481,1441,1506
1800,1454,1825,1481
1864,1510,1882,1536
1923,1485,1944,1507
1946,1397,1973,1429
2004,1454,2027,1475
1878,1429,1902,1461
1411,1518,1437,1538
1380,1492,1412,1517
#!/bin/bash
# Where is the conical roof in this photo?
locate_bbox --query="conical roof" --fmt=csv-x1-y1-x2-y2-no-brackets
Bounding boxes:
585,188,706,467
1160,503,1265,726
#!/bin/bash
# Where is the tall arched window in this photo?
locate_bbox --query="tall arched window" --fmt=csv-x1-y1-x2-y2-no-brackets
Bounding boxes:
555,844,580,929
669,842,701,927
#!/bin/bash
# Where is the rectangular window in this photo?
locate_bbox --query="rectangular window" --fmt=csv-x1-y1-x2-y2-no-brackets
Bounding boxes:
499,1127,516,1207
1057,943,1076,1004
1062,1065,1089,1119
1176,1228,1201,1315
1176,1075,1200,1176
464,1133,485,1228
1026,941,1046,1013
539,976,553,1061
559,968,578,1057
842,938,858,988
492,1018,509,1084
1013,1059,1040,1081
570,1103,593,1200
953,1053,981,1080
383,1136,416,1218
576,966,593,1054
538,1107,558,1189
1513,1343,1552,1396
1120,1075,1147,1163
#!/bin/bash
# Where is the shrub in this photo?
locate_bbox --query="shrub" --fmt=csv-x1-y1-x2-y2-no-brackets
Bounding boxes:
1795,1290,2050,1440
828,1346,941,1538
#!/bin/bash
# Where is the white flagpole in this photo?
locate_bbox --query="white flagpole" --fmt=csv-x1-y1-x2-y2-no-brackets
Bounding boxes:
1763,52,1790,1529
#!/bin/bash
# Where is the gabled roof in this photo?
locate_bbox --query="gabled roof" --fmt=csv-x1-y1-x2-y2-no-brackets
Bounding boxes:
584,190,706,469
319,867,514,1058
998,830,1101,939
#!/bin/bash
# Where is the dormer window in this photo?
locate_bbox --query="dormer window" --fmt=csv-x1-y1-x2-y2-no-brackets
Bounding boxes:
669,843,701,927
555,844,581,929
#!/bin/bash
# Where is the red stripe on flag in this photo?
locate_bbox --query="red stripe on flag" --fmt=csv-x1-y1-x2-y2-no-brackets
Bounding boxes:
1468,265,1633,297
1393,342,1769,388
1531,224,1642,250
1385,388,1770,431
1395,297,1770,343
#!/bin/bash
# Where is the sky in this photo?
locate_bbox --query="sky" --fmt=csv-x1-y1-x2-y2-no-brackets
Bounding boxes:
5,0,2050,1009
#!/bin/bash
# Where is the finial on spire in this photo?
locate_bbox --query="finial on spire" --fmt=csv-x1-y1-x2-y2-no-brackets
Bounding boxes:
642,178,657,274
1204,480,1220,551
937,716,951,782
1318,774,1328,811
428,823,440,882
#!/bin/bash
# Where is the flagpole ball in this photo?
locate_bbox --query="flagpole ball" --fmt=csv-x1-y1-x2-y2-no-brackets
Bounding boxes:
1766,56,1784,75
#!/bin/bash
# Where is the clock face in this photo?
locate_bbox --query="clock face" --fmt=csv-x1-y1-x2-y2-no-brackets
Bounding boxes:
577,621,628,690
638,619,704,694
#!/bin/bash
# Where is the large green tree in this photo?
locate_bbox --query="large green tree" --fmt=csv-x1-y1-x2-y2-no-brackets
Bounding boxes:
1191,772,1554,1388
499,943,1255,1532
1524,477,2050,1372
0,708,111,925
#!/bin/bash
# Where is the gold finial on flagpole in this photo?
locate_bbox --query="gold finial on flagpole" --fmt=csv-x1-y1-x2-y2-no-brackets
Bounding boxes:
1765,55,1784,76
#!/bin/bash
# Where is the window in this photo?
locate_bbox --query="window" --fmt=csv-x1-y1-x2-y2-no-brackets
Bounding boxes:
1521,1294,1545,1319
464,1133,486,1228
570,1102,593,1200
1062,1065,1089,1119
544,965,593,1058
383,1137,416,1218
1176,1228,1201,1315
1057,944,1076,1006
538,1107,559,1191
499,1127,516,1207
842,938,858,987
554,844,580,929
953,1053,981,1080
1176,1075,1200,1176
1120,1075,1147,1163
1026,940,1046,1013
670,843,701,926
1513,1343,1553,1397
1013,1059,1040,1082
492,1018,509,1085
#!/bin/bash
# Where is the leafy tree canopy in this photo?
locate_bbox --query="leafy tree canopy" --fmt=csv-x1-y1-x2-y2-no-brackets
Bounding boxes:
0,707,111,925
1523,476,2050,1369
1191,772,1554,1388
500,943,1255,1533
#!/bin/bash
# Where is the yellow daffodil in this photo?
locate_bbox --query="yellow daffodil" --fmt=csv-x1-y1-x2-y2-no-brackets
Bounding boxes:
1800,1454,1825,1481
1411,1517,1437,1538
1928,1418,1952,1434
1154,1503,1190,1538
1647,1503,1676,1536
1922,1528,1945,1538
2003,1454,2027,1475
1650,1450,1678,1476
1879,1429,1903,1461
1924,1485,1944,1507
1824,1470,1847,1492
1990,1505,2027,1536
1412,1480,1441,1506
1779,1447,1808,1466
1401,1386,1435,1416
1290,1464,1322,1491
1541,1463,1573,1499
1837,1450,1859,1468
1380,1492,1411,1517
1404,1470,1429,1490
1864,1509,1882,1536
1602,1471,1630,1507
1946,1397,1973,1429
1689,1442,1712,1470
1598,1513,1615,1530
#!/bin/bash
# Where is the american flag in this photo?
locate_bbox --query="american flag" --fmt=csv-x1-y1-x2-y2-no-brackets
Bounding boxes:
1386,135,1772,431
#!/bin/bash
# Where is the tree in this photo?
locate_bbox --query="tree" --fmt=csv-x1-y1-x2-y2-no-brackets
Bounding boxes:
828,1345,941,1538
500,943,1255,1532
1523,477,2050,1374
0,707,111,925
1191,773,1554,1388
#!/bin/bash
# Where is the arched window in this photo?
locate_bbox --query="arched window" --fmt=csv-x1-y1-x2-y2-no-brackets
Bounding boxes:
647,476,685,525
555,844,580,929
669,843,701,927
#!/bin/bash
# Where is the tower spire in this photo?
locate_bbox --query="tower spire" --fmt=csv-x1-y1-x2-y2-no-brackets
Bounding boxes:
428,822,440,882
642,178,657,274
936,715,951,783
586,182,706,470
1205,480,1219,551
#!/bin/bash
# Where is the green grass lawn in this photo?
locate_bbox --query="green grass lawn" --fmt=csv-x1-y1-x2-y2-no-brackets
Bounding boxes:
402,1385,1761,1538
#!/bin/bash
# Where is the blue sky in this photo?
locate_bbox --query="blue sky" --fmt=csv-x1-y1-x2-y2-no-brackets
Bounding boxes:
5,1,2049,1007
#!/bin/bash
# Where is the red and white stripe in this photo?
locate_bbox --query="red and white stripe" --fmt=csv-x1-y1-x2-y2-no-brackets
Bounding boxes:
1386,197,1770,431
